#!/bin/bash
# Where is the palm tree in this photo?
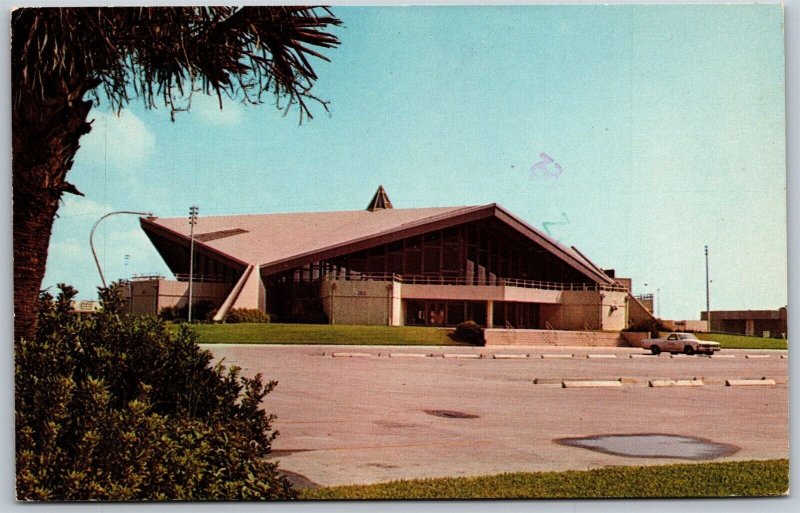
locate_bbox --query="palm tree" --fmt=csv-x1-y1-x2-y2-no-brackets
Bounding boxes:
11,7,341,340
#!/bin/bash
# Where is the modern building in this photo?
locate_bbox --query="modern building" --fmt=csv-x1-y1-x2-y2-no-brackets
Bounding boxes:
137,187,652,330
701,308,787,338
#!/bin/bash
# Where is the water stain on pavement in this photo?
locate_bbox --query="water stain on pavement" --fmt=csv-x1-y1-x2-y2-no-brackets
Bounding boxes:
269,449,312,458
423,409,479,419
366,463,399,469
374,420,419,428
555,433,740,460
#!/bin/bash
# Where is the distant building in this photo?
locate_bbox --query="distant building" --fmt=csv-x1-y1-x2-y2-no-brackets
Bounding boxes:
136,187,653,329
700,308,787,338
671,320,709,332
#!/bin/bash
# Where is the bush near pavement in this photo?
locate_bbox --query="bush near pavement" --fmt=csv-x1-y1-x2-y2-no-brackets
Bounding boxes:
15,284,294,500
452,320,485,345
226,308,270,323
158,299,216,322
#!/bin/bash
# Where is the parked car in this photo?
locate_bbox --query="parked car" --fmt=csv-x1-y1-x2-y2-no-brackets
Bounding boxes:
641,332,720,355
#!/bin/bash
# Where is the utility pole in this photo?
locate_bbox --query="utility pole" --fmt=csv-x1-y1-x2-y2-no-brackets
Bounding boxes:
188,206,199,322
705,245,711,331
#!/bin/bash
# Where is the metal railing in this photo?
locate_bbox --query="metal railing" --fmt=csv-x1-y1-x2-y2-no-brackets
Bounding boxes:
324,272,627,292
129,274,165,282
174,273,229,283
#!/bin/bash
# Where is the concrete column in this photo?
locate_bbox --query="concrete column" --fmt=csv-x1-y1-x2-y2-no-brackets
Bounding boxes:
486,300,494,328
746,319,755,336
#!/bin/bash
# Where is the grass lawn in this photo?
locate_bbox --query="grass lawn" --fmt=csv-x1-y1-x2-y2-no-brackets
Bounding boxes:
176,323,788,348
698,332,787,350
176,322,456,345
300,459,789,500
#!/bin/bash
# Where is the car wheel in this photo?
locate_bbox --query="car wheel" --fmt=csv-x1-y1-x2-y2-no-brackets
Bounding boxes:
684,345,695,355
650,345,661,355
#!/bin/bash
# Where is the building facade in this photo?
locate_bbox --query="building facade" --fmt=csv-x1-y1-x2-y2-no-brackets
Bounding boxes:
138,187,649,330
701,308,787,338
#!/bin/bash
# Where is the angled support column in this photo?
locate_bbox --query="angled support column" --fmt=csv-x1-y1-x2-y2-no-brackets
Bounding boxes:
213,264,262,322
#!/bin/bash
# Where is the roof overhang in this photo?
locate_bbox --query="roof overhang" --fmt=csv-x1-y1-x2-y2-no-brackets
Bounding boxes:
259,204,614,285
141,217,250,274
259,205,493,276
141,204,616,286
492,205,614,285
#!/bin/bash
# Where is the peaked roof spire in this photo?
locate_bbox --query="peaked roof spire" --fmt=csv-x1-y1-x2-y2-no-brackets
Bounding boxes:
366,185,393,211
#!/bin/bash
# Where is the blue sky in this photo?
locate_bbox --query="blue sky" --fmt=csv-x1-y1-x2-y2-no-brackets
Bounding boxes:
42,4,786,320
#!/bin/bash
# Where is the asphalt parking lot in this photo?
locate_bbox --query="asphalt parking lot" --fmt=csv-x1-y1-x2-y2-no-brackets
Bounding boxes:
204,344,789,488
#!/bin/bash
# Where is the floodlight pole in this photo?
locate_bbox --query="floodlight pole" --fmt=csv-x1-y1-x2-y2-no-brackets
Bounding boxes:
188,206,199,323
90,210,153,288
705,245,711,331
656,288,661,318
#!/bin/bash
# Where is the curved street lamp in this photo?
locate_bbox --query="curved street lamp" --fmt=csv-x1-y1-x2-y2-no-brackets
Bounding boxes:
90,210,154,288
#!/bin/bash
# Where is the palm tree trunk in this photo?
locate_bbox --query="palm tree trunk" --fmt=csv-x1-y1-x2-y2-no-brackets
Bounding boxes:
12,82,94,341
13,187,61,341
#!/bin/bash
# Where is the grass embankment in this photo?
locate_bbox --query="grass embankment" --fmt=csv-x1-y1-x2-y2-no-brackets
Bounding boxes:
698,333,787,350
177,323,455,346
300,459,788,500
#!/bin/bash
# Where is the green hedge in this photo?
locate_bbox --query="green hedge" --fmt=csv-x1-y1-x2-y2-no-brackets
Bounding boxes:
15,284,294,500
452,320,485,345
226,308,270,323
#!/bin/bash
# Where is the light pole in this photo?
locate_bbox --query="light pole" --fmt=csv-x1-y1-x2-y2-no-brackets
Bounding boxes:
188,206,199,322
90,210,153,288
656,287,661,318
705,245,711,331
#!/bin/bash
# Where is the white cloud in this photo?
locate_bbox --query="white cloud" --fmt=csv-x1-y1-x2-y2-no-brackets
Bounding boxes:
45,225,171,299
49,239,84,261
187,92,245,126
79,110,156,169
57,195,114,220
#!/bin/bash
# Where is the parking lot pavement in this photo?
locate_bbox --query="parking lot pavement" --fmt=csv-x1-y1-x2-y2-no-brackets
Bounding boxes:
203,344,789,487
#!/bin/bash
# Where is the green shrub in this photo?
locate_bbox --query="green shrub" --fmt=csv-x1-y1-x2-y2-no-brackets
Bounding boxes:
623,318,671,338
159,299,216,322
452,320,485,345
226,308,270,324
15,284,294,500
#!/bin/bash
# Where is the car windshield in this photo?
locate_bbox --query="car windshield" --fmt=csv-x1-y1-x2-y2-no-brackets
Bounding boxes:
678,334,693,340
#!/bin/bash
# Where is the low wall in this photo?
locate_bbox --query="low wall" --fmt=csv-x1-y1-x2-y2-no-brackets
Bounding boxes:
128,278,232,315
484,329,627,347
321,279,399,326
620,331,648,348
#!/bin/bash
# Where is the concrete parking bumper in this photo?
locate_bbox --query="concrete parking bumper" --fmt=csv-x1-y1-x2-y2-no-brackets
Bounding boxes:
649,379,704,387
562,380,623,388
726,378,777,386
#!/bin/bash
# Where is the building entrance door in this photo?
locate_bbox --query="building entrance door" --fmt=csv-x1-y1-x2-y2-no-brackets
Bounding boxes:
428,302,446,326
405,300,487,327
